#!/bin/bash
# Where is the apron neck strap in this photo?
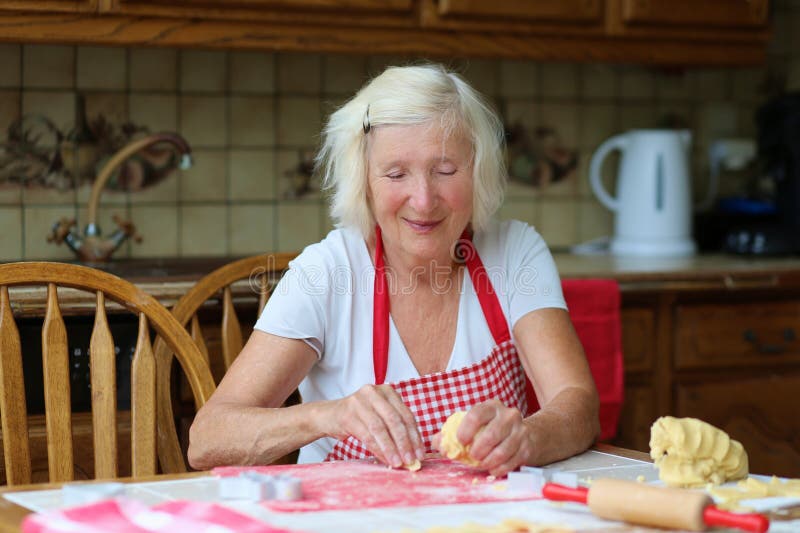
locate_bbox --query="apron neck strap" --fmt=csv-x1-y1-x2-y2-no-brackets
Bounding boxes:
372,225,511,385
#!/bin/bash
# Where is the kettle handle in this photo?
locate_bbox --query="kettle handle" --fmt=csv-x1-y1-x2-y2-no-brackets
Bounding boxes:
589,134,627,211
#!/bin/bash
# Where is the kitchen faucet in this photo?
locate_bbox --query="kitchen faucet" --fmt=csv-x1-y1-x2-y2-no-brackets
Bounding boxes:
48,132,193,262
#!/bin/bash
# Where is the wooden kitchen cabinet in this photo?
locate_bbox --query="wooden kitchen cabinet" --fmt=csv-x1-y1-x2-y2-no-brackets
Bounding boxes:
0,0,96,11
0,0,770,66
613,278,800,478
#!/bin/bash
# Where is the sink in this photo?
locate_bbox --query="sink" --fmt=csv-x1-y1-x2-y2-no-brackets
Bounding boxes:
73,257,240,281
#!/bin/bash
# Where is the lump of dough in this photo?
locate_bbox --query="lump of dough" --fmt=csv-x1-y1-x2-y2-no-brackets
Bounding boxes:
440,411,480,467
649,416,748,487
404,459,421,471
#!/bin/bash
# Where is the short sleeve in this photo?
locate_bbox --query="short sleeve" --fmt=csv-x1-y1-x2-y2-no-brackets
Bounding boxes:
504,222,566,328
254,254,329,359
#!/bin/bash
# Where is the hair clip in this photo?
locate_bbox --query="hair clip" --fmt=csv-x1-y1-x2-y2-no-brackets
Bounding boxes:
362,104,371,134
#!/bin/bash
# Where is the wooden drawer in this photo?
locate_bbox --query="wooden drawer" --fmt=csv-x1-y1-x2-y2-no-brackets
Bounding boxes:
621,306,656,372
676,373,800,478
675,301,800,370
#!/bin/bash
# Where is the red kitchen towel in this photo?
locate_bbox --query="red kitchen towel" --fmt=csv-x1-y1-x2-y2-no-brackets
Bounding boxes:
562,279,624,441
22,498,302,533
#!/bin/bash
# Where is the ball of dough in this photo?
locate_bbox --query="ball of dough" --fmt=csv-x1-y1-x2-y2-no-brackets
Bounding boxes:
650,416,749,487
440,411,481,467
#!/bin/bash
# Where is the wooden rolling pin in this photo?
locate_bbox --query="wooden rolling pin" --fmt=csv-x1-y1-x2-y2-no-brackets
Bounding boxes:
543,479,769,533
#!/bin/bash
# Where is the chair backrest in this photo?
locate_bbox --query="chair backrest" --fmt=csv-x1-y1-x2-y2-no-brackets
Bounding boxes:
153,253,295,473
0,262,215,486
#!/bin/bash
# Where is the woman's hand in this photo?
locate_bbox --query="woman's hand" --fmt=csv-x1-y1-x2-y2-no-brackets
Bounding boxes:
327,384,425,468
438,400,533,477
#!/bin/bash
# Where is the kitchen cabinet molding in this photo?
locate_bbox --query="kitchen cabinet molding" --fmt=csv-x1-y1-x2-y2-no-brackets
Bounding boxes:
0,0,770,66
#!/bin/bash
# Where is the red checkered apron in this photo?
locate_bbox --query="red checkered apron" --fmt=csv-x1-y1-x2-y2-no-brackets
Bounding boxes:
325,227,538,461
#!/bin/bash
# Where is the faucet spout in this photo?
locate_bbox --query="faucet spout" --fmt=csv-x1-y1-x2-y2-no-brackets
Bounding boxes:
86,132,193,233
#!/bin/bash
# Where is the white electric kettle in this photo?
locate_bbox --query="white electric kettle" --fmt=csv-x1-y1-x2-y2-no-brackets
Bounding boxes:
589,129,697,256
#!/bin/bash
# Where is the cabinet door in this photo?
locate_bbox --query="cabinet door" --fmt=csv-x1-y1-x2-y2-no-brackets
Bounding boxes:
105,0,415,27
0,0,97,12
621,305,656,373
675,301,800,370
677,374,800,478
620,0,768,28
613,383,657,453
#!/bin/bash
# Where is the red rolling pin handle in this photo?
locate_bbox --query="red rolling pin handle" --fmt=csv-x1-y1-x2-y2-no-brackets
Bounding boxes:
541,483,588,504
703,506,769,533
542,483,770,533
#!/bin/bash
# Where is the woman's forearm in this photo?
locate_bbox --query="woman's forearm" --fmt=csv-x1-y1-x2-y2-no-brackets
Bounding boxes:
188,400,334,470
523,385,600,466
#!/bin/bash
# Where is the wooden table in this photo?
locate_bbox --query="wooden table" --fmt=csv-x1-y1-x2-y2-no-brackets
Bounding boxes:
0,445,796,533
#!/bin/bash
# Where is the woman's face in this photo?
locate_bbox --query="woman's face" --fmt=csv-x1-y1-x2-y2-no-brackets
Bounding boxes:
366,122,474,266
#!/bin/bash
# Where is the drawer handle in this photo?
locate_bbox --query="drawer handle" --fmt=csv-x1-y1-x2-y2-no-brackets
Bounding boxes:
742,328,796,354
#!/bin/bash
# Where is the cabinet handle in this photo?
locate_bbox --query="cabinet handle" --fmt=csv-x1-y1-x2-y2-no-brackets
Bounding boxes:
742,328,796,354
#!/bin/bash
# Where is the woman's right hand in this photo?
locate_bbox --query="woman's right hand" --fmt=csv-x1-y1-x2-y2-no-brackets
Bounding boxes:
325,384,425,468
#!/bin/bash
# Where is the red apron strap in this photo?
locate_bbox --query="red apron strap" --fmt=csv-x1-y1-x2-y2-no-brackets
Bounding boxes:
372,226,512,384
460,234,511,345
373,225,390,385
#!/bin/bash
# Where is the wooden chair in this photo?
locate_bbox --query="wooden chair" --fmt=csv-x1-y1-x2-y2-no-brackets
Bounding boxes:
153,253,296,474
0,262,215,486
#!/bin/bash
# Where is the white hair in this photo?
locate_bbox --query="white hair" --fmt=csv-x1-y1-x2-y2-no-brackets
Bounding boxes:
316,63,507,238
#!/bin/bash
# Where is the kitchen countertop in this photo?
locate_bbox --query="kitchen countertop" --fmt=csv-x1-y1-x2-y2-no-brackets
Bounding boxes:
6,253,800,315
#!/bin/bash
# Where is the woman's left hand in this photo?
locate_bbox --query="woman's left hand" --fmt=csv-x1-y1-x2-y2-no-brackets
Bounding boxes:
440,400,533,477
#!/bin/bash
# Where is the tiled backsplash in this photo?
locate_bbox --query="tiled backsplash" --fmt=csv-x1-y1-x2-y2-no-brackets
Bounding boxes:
1,1,799,261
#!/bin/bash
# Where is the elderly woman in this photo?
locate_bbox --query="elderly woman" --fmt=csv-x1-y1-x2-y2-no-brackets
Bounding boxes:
189,64,599,477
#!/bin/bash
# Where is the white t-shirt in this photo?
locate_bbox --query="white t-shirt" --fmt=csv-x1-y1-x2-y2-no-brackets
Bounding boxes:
254,218,567,463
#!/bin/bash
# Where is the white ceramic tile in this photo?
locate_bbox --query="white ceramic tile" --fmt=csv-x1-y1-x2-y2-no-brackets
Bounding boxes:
130,205,179,257
77,46,126,90
277,201,323,251
23,205,77,260
0,207,22,260
0,44,21,88
22,45,74,89
22,185,76,205
731,67,766,102
0,89,20,133
0,183,22,205
229,149,276,201
85,91,128,127
229,204,275,255
180,149,227,202
577,198,613,242
496,198,537,227
180,50,227,93
537,199,577,247
278,53,322,94
277,148,319,200
180,204,227,256
539,102,579,147
500,60,537,98
617,104,657,132
690,69,730,101
230,96,275,147
540,63,578,99
787,58,800,91
22,91,75,133
697,102,739,147
180,96,227,147
229,51,275,94
618,67,654,100
459,58,497,97
323,55,367,95
130,48,177,91
580,64,616,100
504,100,538,131
655,70,693,101
129,172,179,204
277,96,321,146
579,103,616,150
129,93,178,132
